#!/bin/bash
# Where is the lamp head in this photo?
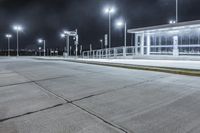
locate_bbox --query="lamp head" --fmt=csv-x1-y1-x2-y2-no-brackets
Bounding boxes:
13,25,23,31
60,33,65,38
104,6,116,14
5,34,12,38
115,19,125,28
169,20,176,24
38,39,43,43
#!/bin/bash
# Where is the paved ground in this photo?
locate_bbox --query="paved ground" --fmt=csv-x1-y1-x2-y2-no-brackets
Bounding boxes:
0,57,200,133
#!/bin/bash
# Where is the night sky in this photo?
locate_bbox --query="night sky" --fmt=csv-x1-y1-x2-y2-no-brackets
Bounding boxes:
0,0,200,51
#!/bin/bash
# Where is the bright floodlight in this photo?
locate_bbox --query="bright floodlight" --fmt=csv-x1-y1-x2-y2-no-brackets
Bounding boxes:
5,34,12,38
38,39,43,43
60,33,65,38
169,20,176,24
116,19,124,28
13,25,23,31
104,6,116,14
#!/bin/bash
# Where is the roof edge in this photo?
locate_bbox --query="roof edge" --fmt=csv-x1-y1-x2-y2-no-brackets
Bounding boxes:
128,20,200,33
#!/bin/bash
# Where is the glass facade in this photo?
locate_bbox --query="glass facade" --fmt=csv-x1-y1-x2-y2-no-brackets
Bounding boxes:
136,28,200,56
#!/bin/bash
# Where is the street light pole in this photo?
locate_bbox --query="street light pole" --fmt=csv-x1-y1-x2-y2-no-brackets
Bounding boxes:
80,45,82,56
176,0,178,23
100,39,103,49
8,37,10,56
116,19,127,47
6,34,12,56
13,25,23,56
90,44,92,57
38,39,46,57
104,6,115,57
124,22,127,48
67,35,69,56
70,46,72,56
44,40,46,57
109,12,111,50
16,30,19,56
61,30,78,57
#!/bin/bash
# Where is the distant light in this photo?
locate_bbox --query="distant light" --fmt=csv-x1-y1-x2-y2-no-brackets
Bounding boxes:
38,39,43,43
100,39,103,42
5,34,12,38
13,25,23,31
116,19,125,28
63,30,70,34
169,20,176,24
104,6,116,14
60,33,65,38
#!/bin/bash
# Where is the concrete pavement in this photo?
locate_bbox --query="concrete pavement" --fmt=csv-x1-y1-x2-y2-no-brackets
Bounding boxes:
0,57,200,133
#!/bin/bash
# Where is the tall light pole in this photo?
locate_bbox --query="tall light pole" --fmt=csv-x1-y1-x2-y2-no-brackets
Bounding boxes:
116,19,127,47
38,39,46,57
5,34,12,56
61,32,69,56
70,46,72,56
61,30,78,57
100,39,103,49
64,30,70,57
90,44,92,57
104,6,116,50
80,45,82,56
176,0,178,23
74,30,79,58
13,25,23,56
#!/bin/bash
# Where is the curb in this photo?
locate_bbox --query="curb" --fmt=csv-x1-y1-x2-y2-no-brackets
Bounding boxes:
65,59,200,77
34,57,200,77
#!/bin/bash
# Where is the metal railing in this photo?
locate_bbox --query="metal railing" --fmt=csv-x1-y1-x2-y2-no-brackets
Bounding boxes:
82,46,136,58
82,45,200,58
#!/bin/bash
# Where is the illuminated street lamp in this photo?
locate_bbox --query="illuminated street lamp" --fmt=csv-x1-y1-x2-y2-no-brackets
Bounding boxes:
37,38,46,56
169,20,176,24
80,45,82,56
60,31,70,56
100,39,103,49
13,25,23,56
116,19,127,47
5,34,12,56
70,46,72,56
60,33,65,38
176,0,178,23
104,6,116,50
60,29,78,57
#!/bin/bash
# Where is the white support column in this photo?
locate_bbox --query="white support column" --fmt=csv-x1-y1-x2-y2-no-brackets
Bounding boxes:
114,48,117,58
93,51,95,58
141,33,145,55
87,51,90,58
147,34,151,56
173,36,179,56
159,36,162,53
135,34,138,55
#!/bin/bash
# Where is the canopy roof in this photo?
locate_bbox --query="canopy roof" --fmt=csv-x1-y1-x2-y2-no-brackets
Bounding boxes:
128,20,200,34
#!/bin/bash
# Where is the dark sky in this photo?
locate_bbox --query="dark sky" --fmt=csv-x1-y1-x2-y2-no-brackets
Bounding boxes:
0,0,200,51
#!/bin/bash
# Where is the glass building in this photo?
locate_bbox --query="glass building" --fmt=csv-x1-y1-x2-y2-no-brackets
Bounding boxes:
128,20,200,56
